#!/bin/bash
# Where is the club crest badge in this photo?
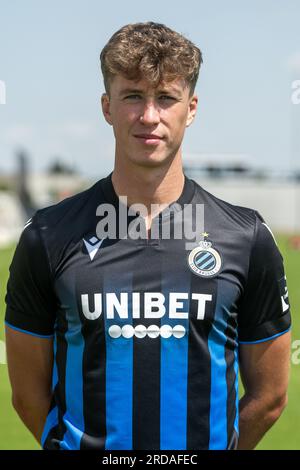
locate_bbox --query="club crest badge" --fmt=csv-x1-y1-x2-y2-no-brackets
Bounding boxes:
188,235,222,278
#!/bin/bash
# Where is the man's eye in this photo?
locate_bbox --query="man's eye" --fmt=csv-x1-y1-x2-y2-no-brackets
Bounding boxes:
125,94,141,100
159,95,175,100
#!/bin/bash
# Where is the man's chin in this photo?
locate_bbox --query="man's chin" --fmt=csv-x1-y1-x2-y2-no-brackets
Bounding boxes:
129,152,173,168
132,159,169,169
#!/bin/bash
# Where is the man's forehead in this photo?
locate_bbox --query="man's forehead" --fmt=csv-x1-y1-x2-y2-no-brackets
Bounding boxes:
112,75,188,94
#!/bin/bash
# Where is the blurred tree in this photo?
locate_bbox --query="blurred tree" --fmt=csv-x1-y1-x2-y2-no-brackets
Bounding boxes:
47,159,76,175
16,150,36,219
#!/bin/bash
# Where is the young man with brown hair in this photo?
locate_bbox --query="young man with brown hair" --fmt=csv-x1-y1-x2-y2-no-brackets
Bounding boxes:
5,22,291,450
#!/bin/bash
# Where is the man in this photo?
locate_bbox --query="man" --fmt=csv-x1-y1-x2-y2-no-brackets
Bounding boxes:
5,22,291,450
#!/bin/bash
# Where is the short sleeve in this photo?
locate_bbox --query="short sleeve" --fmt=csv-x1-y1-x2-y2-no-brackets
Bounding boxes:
5,217,57,337
238,212,291,343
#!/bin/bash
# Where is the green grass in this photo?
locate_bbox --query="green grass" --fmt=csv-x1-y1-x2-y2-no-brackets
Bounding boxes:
256,235,300,450
0,237,299,450
0,246,39,450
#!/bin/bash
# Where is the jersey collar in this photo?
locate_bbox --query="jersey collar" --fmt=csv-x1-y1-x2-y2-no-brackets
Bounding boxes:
100,172,195,217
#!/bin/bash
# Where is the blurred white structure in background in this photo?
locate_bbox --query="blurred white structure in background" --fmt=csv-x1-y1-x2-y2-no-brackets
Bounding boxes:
185,153,300,233
192,178,300,233
0,151,299,249
0,192,24,247
28,172,90,208
0,172,90,248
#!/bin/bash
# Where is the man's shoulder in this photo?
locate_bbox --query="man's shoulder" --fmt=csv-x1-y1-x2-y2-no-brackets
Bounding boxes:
190,179,281,267
191,178,260,229
34,178,104,225
24,176,109,253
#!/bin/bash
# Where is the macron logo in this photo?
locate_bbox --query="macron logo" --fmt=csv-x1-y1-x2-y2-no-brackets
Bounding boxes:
83,236,104,261
281,284,289,313
280,275,289,313
23,218,32,230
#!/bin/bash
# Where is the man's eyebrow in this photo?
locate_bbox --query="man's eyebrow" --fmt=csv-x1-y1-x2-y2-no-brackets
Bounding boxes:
119,88,144,96
118,87,183,97
159,88,182,97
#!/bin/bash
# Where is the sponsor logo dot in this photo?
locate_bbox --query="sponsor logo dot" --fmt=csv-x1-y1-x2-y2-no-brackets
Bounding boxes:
108,325,122,339
122,324,134,339
160,324,173,339
134,324,147,338
147,325,160,339
173,325,186,339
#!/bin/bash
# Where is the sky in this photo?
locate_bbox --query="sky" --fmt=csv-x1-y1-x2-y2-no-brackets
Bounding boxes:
0,0,300,178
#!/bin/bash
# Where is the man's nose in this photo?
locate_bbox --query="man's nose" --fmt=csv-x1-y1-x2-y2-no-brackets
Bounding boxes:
140,101,160,125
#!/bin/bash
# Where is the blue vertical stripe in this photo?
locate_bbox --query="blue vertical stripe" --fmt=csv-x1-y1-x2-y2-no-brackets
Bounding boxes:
60,311,85,450
160,269,189,450
208,281,229,449
234,346,239,436
104,271,133,450
52,332,58,388
41,334,59,448
41,405,59,448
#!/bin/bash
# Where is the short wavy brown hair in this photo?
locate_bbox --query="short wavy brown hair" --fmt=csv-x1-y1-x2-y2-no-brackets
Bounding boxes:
100,22,203,96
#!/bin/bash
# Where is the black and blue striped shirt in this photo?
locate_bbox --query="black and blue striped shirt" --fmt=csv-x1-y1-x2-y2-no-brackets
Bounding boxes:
5,174,291,450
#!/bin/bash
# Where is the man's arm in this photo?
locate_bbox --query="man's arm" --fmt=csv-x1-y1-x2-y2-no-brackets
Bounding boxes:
5,326,54,445
237,331,291,450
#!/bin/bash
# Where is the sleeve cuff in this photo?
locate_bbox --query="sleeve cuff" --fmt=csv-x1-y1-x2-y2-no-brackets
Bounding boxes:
5,306,55,337
238,310,291,344
5,321,54,339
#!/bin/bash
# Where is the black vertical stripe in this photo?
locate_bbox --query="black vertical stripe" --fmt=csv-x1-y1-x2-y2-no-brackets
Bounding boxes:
132,246,161,450
227,428,239,450
187,275,217,450
43,311,68,449
225,313,238,449
76,257,107,450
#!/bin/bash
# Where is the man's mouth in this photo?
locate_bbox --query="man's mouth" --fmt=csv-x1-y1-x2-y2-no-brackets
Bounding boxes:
133,134,164,145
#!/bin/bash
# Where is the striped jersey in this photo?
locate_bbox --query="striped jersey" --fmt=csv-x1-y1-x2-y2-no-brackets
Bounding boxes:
5,173,291,450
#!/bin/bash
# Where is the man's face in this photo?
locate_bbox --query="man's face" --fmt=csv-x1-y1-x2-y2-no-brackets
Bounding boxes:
101,75,198,168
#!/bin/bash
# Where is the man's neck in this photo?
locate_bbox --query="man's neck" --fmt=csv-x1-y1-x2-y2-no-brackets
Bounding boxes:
111,160,185,215
111,153,185,231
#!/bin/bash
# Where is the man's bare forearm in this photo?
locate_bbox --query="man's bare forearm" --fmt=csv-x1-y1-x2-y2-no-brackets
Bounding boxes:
237,393,287,450
13,393,52,445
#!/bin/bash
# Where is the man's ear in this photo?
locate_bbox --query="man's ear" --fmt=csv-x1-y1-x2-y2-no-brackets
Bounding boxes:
186,94,198,127
101,93,113,125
